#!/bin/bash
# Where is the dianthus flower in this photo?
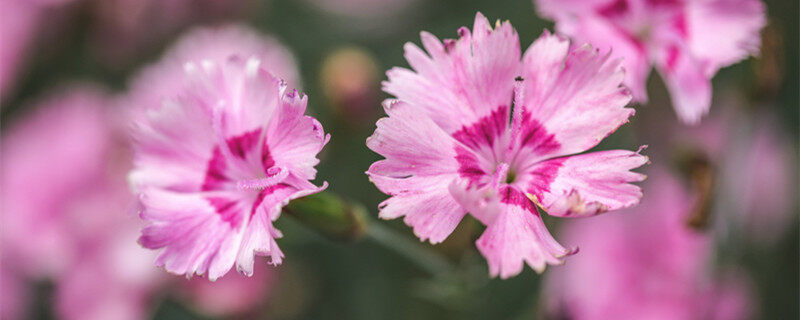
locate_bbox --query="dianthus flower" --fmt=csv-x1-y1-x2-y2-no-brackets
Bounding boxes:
368,13,647,278
130,57,329,280
534,0,765,124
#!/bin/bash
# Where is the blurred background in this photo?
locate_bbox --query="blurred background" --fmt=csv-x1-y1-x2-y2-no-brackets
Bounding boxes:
0,0,797,319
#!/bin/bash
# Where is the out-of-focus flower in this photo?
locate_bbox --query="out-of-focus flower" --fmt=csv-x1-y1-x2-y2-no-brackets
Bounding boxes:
535,0,766,124
179,262,275,316
55,221,161,320
1,86,113,276
89,0,259,67
726,118,796,242
130,56,329,280
320,47,380,126
545,168,753,320
367,13,647,278
0,85,163,320
124,24,300,122
673,92,797,243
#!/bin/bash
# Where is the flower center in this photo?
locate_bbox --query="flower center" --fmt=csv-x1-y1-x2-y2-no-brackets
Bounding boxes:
491,162,516,187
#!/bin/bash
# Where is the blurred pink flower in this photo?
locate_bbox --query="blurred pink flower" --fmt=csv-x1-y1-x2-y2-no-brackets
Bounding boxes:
0,85,163,319
55,220,161,320
679,103,797,243
123,24,300,121
726,117,797,242
179,262,276,316
368,13,647,278
1,86,113,276
545,167,753,320
535,0,765,124
130,56,329,280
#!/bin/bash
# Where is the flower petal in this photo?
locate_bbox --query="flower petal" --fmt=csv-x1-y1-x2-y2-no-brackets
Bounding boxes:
656,44,712,124
470,187,575,278
378,177,466,244
265,87,330,181
137,189,242,280
383,12,521,133
685,0,765,74
523,149,648,217
521,33,634,158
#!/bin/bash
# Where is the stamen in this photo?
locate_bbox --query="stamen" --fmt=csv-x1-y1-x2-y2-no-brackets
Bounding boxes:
237,167,289,190
509,78,525,151
491,163,510,188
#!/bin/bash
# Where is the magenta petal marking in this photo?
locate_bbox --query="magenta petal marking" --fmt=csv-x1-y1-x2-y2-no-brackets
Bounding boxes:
226,129,261,159
452,105,508,150
525,158,564,201
208,197,243,228
261,140,276,172
201,147,229,191
500,186,536,212
455,146,485,184
251,184,290,216
515,112,560,155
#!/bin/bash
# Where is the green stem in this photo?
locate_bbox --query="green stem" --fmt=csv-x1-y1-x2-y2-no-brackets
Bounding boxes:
365,223,454,276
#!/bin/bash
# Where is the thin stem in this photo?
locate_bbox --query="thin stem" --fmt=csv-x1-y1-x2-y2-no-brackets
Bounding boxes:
365,223,455,276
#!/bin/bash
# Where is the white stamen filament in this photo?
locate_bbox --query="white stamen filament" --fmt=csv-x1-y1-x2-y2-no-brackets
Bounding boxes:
491,163,510,188
509,79,525,151
237,167,289,190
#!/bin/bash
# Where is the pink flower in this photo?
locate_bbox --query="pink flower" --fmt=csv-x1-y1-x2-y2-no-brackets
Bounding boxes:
535,0,765,124
0,85,163,320
130,56,329,280
544,168,752,320
367,13,647,278
123,24,300,121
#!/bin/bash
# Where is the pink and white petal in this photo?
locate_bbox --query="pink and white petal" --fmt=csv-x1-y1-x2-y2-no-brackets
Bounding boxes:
474,187,574,278
366,100,460,177
685,0,765,74
266,88,329,180
521,36,634,158
656,45,712,124
383,12,520,132
235,206,284,275
535,0,616,20
551,16,651,102
182,57,280,137
137,189,243,279
234,176,326,273
525,149,647,218
165,24,300,88
377,177,466,244
130,97,216,192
